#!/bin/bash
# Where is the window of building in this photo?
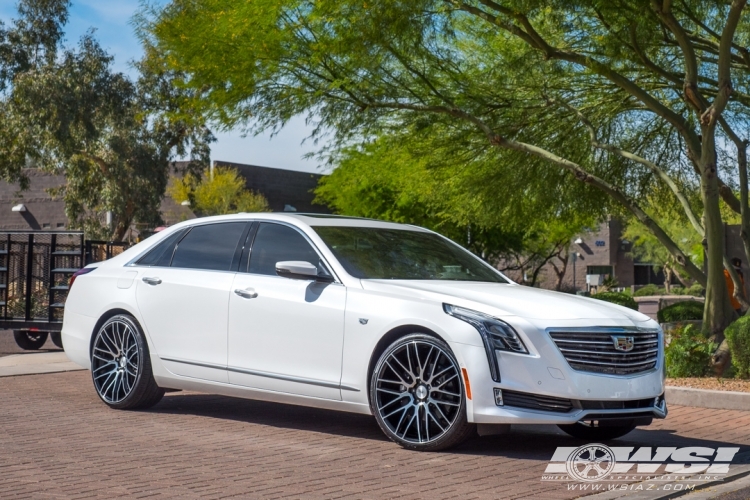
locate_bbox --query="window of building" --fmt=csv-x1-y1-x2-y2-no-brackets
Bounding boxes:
633,264,674,285
42,223,50,229
248,223,323,276
171,223,246,271
56,223,65,228
586,265,613,276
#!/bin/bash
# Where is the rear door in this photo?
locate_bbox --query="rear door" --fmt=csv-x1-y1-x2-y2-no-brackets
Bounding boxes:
136,222,250,383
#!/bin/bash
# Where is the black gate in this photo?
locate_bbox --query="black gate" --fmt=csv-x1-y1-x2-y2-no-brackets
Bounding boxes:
0,231,129,330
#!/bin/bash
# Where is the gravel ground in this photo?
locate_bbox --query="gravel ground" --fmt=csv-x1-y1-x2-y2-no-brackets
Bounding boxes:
667,377,750,392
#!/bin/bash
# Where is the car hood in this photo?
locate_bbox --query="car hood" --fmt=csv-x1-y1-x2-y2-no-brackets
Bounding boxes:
361,280,651,323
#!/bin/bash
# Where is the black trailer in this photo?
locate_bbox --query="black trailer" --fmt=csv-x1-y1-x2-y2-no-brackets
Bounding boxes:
0,231,129,350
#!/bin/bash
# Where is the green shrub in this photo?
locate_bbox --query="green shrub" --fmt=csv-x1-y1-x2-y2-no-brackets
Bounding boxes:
685,283,705,297
725,316,750,379
665,324,716,378
658,301,704,323
591,292,639,310
634,284,660,297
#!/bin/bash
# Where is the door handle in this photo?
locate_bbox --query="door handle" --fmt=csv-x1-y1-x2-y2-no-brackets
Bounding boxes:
234,288,258,299
142,277,162,286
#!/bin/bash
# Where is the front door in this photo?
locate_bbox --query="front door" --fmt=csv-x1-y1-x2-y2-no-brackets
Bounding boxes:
227,222,346,400
135,221,248,383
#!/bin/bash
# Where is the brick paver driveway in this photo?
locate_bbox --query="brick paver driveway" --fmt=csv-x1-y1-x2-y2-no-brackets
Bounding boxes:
2,372,750,500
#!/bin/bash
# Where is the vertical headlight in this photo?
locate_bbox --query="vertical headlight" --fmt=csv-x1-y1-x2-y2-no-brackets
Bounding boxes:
444,304,528,382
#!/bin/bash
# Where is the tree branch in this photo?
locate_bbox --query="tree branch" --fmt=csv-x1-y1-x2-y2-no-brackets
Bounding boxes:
557,98,704,237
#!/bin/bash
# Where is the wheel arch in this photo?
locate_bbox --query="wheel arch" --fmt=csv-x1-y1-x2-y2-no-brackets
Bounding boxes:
366,324,447,406
89,308,140,359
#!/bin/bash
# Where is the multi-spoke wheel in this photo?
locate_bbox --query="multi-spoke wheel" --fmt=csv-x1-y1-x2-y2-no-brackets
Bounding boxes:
371,333,475,451
91,314,164,410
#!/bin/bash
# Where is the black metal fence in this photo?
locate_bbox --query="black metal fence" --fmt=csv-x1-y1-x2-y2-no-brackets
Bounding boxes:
0,231,129,329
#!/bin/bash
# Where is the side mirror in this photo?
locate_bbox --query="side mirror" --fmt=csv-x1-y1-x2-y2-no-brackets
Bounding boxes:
275,261,332,282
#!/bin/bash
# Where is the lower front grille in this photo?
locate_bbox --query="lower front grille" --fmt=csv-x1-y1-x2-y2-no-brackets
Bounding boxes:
549,329,660,375
579,398,655,410
500,390,658,415
502,390,573,413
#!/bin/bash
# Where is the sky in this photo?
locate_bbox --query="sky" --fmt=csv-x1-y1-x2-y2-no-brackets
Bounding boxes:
0,0,326,174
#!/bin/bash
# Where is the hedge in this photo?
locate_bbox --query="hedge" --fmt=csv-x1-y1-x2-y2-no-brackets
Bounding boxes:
591,292,639,310
657,301,704,323
725,316,750,379
665,324,716,378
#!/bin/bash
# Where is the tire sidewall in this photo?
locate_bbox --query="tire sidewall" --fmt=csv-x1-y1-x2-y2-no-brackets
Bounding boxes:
91,314,149,409
370,333,470,451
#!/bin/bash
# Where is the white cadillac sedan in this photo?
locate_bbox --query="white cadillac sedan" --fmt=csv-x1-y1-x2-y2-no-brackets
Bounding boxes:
62,213,666,451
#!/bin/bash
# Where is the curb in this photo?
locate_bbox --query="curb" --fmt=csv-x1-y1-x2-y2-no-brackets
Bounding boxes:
665,386,750,411
0,351,84,377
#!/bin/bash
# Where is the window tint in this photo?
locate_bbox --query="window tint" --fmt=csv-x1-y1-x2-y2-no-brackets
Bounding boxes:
248,223,323,276
136,229,186,267
171,223,246,271
313,226,507,282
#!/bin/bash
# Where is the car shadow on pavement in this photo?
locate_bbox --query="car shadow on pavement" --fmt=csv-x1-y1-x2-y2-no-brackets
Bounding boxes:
152,392,388,442
150,392,750,460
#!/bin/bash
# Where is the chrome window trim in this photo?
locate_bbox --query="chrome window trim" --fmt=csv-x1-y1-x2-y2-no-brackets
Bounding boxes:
126,219,342,284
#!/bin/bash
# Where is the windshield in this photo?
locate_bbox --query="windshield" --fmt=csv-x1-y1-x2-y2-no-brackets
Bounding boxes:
313,226,508,282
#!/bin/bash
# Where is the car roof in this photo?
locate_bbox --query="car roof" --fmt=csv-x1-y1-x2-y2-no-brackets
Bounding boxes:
170,213,430,231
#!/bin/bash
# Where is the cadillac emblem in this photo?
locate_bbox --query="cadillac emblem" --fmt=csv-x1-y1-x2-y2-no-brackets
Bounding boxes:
611,335,635,352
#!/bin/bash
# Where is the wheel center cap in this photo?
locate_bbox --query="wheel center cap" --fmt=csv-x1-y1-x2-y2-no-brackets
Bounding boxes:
119,357,126,369
415,385,428,400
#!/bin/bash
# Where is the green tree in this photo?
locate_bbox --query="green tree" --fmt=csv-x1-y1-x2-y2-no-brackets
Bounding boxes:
315,134,597,286
624,217,704,293
0,0,212,240
142,0,750,340
169,166,270,216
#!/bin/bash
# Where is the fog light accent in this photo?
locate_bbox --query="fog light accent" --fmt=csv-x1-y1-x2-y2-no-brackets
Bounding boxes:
494,388,503,406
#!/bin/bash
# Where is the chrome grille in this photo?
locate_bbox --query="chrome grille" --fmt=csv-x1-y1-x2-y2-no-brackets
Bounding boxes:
549,329,659,375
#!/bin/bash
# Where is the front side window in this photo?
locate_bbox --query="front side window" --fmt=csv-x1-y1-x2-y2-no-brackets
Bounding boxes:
171,222,246,271
248,223,324,276
313,226,507,282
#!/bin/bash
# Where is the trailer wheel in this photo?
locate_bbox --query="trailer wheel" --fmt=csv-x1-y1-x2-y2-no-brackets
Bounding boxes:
13,331,49,350
51,332,63,349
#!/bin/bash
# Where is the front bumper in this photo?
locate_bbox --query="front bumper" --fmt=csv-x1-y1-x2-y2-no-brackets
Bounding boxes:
455,341,666,425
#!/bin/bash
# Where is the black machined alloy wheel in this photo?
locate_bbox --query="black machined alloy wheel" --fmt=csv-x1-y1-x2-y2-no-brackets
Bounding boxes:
371,334,475,451
91,314,164,410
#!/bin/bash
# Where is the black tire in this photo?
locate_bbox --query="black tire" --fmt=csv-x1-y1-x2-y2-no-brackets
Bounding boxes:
51,332,63,349
13,331,49,350
370,333,475,451
558,422,636,440
91,314,164,410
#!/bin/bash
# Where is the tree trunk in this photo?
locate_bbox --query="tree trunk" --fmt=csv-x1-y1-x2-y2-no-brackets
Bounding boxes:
551,246,569,291
663,265,672,294
701,145,734,338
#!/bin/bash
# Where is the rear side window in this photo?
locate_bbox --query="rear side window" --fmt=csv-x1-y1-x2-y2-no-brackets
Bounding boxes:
136,229,186,267
248,223,323,276
171,223,247,271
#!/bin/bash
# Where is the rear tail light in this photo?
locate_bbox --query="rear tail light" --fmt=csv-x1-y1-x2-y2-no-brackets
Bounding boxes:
69,267,96,288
